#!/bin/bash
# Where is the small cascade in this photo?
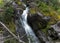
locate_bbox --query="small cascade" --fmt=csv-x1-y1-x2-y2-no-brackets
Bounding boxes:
20,6,40,43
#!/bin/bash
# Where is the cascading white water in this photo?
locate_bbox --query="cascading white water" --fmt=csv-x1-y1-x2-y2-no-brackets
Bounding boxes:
20,7,40,43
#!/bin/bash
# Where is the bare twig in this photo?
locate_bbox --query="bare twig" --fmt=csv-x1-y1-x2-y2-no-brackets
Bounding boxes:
20,34,26,39
0,21,25,43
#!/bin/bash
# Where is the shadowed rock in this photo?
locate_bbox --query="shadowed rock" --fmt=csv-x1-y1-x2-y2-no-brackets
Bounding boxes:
27,13,51,43
27,13,50,31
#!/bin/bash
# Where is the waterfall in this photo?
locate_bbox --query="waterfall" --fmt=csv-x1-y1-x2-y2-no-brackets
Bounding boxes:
20,6,40,43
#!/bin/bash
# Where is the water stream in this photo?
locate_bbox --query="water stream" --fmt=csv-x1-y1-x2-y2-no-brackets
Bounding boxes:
20,6,40,43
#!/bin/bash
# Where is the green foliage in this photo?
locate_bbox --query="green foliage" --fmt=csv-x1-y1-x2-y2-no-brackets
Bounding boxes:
8,22,15,33
4,38,19,43
14,0,22,5
0,0,4,8
0,0,3,4
4,6,14,23
37,2,49,13
35,0,60,34
30,8,36,14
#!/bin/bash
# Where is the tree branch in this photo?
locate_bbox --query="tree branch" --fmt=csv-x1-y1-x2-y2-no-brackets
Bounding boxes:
0,21,25,43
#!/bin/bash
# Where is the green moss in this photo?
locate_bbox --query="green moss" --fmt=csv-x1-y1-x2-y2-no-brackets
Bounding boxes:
9,22,15,33
30,8,36,14
41,22,50,34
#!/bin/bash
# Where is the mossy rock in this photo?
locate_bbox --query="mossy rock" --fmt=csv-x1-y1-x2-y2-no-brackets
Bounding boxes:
30,8,36,14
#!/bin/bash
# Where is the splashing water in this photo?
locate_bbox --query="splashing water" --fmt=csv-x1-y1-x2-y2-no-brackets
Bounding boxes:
20,7,40,43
